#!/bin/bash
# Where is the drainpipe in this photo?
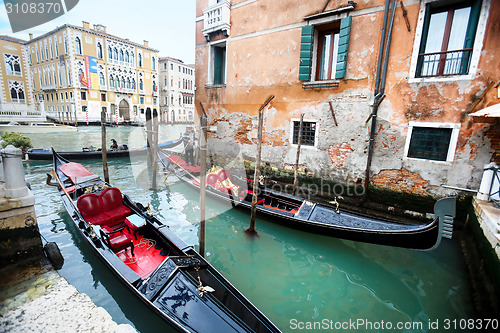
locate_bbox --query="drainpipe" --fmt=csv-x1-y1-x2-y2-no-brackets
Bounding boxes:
364,0,397,191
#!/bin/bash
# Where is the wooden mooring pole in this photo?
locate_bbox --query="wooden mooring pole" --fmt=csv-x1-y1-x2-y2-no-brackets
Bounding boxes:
293,113,304,195
145,108,153,171
101,109,110,183
151,109,159,190
199,103,208,257
247,95,274,235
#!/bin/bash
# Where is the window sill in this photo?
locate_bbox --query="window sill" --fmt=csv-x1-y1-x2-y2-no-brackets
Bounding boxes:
302,80,339,89
408,74,474,84
404,156,453,165
205,84,226,89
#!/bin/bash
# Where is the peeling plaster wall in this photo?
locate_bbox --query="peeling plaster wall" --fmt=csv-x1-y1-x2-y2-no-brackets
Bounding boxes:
196,0,500,198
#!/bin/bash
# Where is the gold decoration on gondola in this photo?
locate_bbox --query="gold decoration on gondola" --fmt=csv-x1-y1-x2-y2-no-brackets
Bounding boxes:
330,197,340,214
195,267,215,297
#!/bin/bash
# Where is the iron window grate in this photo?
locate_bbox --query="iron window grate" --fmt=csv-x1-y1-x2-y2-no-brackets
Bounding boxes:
293,121,316,146
408,127,452,161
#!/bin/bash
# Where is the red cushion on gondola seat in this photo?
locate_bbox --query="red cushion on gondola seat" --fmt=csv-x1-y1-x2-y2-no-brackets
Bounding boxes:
217,169,231,182
101,222,126,234
100,187,124,209
124,218,140,231
206,174,219,187
77,193,110,225
109,233,133,248
107,232,134,256
100,187,132,223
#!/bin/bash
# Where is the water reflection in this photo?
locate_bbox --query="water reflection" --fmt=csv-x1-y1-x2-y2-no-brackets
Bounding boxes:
25,125,475,332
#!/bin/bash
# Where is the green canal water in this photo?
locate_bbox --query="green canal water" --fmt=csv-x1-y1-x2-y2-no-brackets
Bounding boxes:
22,125,476,332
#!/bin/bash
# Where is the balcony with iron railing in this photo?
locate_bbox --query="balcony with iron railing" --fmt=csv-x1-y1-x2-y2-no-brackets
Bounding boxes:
202,0,231,41
416,48,473,78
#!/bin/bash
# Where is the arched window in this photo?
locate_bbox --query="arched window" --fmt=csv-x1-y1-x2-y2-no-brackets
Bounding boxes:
125,51,129,63
113,47,118,60
120,76,125,88
109,75,114,87
139,79,143,90
138,53,142,67
75,37,82,55
153,81,157,92
97,42,103,59
152,57,156,70
130,52,135,66
126,78,131,89
78,69,85,85
108,46,112,59
18,89,24,101
119,49,124,62
99,72,105,86
10,88,17,100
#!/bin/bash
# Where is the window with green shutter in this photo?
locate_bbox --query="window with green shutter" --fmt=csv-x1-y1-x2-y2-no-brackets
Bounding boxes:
299,16,351,83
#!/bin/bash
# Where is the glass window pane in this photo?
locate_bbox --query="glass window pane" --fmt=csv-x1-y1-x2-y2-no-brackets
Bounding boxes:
331,33,339,80
319,34,331,80
425,12,447,53
448,7,471,51
408,127,452,161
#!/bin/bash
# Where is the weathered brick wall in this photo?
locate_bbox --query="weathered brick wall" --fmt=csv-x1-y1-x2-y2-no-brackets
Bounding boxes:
370,169,434,196
485,125,500,163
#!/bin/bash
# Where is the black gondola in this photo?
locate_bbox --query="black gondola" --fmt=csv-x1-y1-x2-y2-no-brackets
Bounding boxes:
49,148,281,333
28,137,183,161
159,150,444,251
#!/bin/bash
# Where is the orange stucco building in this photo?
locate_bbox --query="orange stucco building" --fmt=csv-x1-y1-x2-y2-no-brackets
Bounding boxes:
195,0,499,198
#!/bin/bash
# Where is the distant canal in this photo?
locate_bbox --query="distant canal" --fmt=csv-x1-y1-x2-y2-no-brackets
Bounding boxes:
23,124,475,332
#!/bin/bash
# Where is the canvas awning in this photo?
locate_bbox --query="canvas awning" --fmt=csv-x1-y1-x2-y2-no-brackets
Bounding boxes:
469,103,500,123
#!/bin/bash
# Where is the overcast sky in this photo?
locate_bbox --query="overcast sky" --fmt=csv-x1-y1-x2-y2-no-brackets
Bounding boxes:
0,0,196,64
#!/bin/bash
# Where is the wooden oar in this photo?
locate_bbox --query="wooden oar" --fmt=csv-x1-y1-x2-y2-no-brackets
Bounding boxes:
51,169,80,213
178,166,201,183
163,140,191,182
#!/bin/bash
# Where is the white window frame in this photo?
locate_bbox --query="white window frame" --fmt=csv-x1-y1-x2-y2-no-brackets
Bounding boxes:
403,121,461,163
408,0,491,84
75,36,82,55
289,118,319,148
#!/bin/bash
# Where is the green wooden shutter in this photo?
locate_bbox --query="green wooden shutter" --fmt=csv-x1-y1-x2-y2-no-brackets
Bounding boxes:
299,25,314,81
335,16,351,79
214,47,223,85
461,0,482,74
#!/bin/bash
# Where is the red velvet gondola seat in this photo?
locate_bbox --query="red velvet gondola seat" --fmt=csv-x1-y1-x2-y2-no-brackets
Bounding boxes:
77,193,110,225
100,187,132,224
76,187,132,228
217,169,231,182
